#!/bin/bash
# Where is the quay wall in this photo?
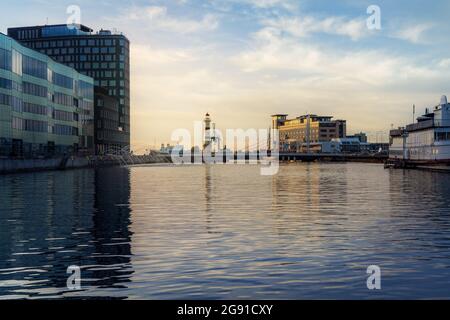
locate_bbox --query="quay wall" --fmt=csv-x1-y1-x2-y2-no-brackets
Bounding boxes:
0,154,172,174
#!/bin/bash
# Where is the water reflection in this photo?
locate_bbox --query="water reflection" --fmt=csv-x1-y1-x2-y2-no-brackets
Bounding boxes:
1,163,450,299
0,167,132,299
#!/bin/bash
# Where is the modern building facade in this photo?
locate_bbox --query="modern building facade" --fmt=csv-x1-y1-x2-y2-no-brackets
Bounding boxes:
0,32,94,158
94,86,120,154
272,114,346,152
8,24,130,154
389,95,450,163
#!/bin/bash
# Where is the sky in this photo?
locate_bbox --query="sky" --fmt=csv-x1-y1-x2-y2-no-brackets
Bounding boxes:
1,0,450,150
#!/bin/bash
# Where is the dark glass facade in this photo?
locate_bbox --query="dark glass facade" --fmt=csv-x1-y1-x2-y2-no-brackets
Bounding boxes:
94,86,121,154
8,24,130,154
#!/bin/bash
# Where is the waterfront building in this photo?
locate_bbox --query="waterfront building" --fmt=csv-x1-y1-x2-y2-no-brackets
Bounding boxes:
272,114,346,152
0,32,94,157
94,86,121,154
331,137,361,153
8,24,130,154
347,132,368,143
389,95,450,163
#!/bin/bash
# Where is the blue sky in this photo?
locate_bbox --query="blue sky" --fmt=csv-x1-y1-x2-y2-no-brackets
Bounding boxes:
1,0,450,148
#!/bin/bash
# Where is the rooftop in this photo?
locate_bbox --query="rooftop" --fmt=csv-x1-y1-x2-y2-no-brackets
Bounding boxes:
297,114,333,120
8,24,93,32
7,24,128,39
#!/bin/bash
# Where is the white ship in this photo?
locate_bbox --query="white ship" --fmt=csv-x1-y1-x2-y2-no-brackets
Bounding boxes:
389,95,450,164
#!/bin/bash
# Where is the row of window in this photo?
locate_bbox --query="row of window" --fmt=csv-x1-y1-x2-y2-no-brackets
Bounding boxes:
0,77,22,91
85,70,118,78
1,48,93,95
12,117,78,136
23,102,48,115
54,124,78,136
32,38,126,49
12,117,47,133
23,81,47,97
0,93,22,110
435,132,450,141
98,119,120,130
53,109,75,122
51,72,73,90
61,62,127,71
22,55,47,79
53,92,73,107
1,92,90,118
19,101,77,122
96,130,130,143
39,47,118,56
93,87,127,98
80,54,126,61
15,29,40,40
99,109,119,121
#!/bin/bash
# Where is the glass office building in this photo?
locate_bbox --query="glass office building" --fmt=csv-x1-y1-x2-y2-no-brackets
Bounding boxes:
0,33,94,158
8,24,130,154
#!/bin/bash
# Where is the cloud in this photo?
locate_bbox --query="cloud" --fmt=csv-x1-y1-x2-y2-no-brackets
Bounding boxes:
207,0,299,13
438,58,450,68
244,0,297,9
232,25,444,88
260,15,368,41
121,5,219,34
391,23,433,44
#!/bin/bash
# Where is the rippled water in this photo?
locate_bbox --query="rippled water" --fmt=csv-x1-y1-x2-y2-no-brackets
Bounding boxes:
1,163,450,299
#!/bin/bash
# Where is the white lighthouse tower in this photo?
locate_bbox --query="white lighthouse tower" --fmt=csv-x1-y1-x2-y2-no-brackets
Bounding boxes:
204,113,212,149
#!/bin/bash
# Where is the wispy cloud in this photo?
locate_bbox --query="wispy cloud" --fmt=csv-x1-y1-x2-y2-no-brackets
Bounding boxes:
439,58,450,68
260,15,368,41
391,23,433,44
232,24,445,90
121,5,219,34
243,0,297,9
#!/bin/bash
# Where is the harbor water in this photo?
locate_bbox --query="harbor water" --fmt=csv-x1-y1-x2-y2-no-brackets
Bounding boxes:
1,163,450,299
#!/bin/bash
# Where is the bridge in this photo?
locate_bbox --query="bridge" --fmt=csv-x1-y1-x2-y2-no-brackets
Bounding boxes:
169,151,388,164
278,152,388,163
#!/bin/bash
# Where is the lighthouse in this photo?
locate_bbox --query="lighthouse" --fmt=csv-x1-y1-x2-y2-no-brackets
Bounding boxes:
204,113,212,149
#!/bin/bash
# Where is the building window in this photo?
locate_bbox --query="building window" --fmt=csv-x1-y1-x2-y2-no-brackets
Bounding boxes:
54,92,74,107
78,80,94,100
53,124,76,136
23,102,48,115
53,72,74,90
0,78,13,90
0,48,12,71
22,55,47,79
23,119,48,132
23,82,47,97
53,109,74,122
